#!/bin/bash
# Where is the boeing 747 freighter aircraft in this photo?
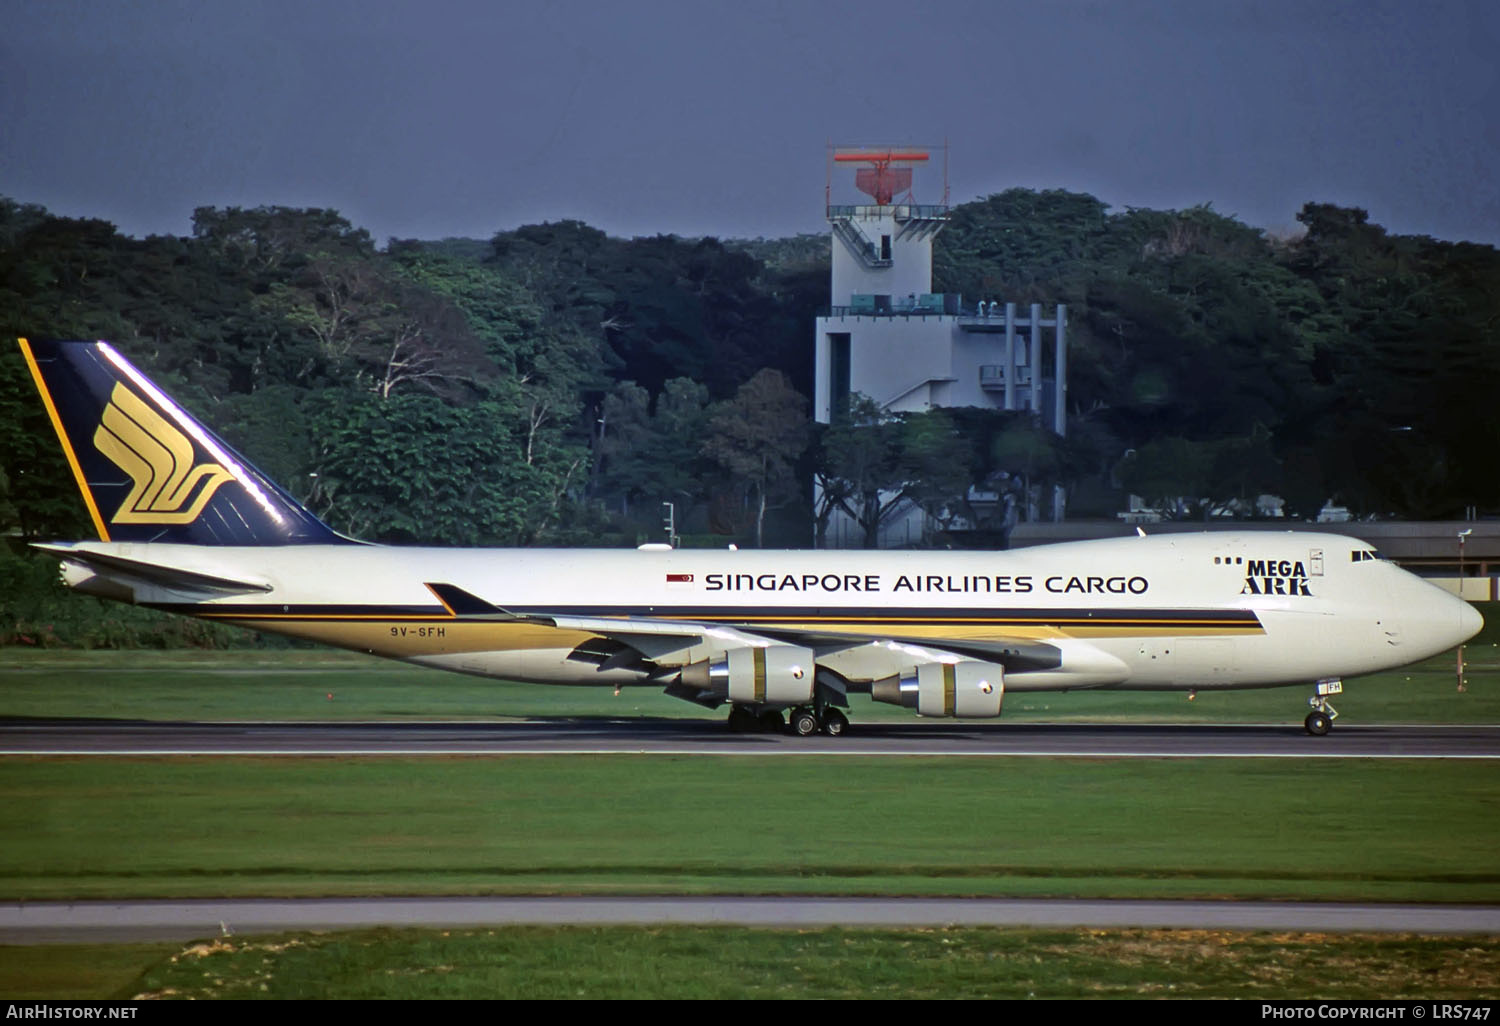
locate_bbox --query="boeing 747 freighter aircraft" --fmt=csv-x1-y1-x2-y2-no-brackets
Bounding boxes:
18,339,1483,736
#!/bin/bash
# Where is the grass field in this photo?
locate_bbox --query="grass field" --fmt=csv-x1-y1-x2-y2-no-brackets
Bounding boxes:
2,756,1497,903
6,927,1500,1000
2,611,1496,999
2,600,1495,725
2,634,1498,726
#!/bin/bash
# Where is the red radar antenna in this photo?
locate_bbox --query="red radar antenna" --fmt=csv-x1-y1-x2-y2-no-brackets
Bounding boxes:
832,147,929,204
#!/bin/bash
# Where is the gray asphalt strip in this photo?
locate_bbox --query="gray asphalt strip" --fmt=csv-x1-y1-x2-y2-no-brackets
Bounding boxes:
3,897,1498,943
4,720,1499,758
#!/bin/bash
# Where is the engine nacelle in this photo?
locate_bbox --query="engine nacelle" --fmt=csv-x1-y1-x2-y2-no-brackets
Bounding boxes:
871,660,1004,718
679,644,816,706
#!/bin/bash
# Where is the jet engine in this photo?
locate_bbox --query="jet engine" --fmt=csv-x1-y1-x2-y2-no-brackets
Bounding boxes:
871,660,1004,718
678,644,816,706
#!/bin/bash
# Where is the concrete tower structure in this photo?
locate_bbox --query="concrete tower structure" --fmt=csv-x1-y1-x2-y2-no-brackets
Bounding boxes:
813,146,1068,546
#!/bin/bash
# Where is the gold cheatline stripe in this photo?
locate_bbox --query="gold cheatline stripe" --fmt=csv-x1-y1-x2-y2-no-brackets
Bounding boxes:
18,339,110,541
198,614,1261,644
191,609,1262,629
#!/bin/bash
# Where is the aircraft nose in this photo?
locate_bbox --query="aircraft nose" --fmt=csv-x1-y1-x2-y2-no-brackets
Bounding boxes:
1395,572,1485,657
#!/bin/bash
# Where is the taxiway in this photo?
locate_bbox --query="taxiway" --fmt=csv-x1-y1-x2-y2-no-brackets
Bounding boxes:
4,896,1498,943
1,718,1497,758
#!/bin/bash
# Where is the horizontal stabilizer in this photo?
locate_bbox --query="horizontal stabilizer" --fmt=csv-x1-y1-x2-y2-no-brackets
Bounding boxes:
32,543,272,594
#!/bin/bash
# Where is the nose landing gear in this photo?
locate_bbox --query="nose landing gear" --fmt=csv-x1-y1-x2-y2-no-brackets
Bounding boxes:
1305,678,1343,735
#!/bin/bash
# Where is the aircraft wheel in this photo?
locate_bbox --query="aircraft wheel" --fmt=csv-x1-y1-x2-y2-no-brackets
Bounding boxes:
791,707,820,737
728,706,756,733
1305,710,1332,736
821,708,848,737
757,709,785,733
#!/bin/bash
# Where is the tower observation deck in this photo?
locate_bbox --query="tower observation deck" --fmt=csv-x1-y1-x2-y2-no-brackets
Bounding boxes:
824,146,951,311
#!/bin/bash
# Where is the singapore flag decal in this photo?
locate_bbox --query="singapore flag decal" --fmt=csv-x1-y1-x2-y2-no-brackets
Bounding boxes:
665,573,694,591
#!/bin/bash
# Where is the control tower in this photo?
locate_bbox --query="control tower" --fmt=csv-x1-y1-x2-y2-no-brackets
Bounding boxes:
824,148,950,319
815,145,1066,428
813,146,1068,545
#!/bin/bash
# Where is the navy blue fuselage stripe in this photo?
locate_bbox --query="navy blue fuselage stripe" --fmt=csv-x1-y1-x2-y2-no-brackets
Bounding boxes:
146,602,1265,626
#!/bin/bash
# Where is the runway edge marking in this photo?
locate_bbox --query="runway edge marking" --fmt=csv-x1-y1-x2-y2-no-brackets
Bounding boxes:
2,749,1499,759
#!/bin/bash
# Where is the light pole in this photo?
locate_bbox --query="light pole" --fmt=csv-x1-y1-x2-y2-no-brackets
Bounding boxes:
1457,528,1473,692
662,502,679,549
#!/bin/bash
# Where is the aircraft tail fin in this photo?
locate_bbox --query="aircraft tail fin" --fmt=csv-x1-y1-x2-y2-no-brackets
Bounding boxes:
18,338,351,546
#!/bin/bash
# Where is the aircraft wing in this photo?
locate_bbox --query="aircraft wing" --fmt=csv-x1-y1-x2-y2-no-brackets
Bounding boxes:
422,581,1085,681
427,581,743,661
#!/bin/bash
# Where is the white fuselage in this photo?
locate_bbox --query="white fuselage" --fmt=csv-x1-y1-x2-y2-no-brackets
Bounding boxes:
53,531,1481,694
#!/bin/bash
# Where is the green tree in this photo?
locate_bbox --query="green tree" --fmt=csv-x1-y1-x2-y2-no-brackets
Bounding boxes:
991,416,1064,521
1115,437,1217,518
894,408,975,544
594,377,711,517
702,369,809,547
309,393,586,546
0,348,93,540
815,396,912,549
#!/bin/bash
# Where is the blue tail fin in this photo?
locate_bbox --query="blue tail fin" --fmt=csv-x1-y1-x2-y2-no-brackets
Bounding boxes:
19,338,350,545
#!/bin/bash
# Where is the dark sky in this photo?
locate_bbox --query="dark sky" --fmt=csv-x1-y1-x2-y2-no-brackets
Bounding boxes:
3,0,1497,245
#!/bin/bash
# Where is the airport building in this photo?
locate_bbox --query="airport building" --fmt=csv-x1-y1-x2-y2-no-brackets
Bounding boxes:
813,147,1068,547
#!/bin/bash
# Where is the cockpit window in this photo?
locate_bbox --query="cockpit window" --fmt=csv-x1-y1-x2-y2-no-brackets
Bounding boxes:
1350,549,1384,562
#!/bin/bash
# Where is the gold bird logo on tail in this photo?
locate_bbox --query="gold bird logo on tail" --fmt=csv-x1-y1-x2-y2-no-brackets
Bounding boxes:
93,382,233,524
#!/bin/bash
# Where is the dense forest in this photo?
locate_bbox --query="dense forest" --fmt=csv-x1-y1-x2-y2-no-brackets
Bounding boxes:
3,190,1499,565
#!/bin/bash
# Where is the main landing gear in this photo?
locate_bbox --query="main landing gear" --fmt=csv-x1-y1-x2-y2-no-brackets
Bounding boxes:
727,703,848,737
791,705,848,737
1305,678,1343,736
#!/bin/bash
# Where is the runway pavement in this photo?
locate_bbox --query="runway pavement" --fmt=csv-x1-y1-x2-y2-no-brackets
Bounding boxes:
2,717,1499,757
3,718,1494,944
4,896,1498,943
